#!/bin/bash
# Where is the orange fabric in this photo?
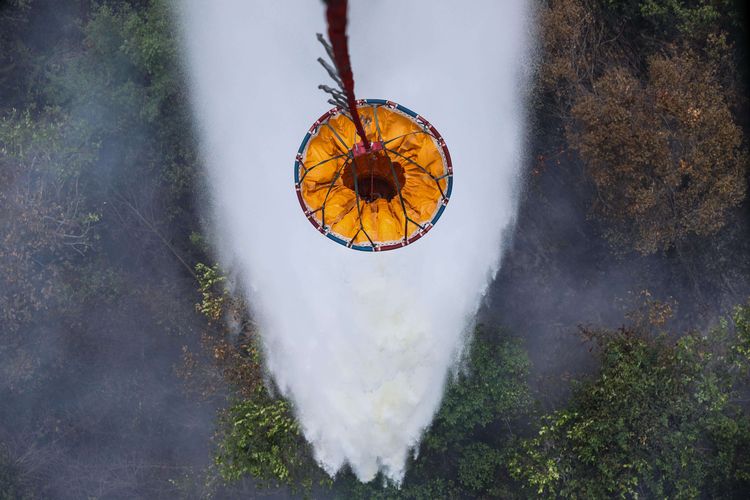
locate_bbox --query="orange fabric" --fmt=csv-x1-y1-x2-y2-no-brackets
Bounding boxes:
299,104,448,245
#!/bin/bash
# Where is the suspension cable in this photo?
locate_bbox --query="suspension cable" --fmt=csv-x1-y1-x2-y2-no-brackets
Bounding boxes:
323,0,370,150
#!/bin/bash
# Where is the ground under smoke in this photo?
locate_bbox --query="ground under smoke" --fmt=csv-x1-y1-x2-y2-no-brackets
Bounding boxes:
178,0,531,482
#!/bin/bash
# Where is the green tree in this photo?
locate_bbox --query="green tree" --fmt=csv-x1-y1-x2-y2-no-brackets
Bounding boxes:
215,391,325,492
596,0,745,49
509,302,750,498
42,0,199,266
424,325,534,453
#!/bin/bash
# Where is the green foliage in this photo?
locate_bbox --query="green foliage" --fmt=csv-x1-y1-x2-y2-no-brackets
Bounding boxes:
189,230,210,254
0,108,98,179
41,0,197,224
731,303,750,370
193,260,327,493
215,392,299,483
457,442,503,493
596,0,742,46
215,388,327,493
640,0,720,36
424,325,533,453
49,1,181,127
118,1,183,123
509,302,750,498
195,262,228,322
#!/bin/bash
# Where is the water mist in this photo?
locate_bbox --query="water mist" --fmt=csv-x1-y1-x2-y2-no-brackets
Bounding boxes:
177,0,532,482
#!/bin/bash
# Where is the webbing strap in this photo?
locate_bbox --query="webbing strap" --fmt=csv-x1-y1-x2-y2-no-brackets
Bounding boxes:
325,0,370,149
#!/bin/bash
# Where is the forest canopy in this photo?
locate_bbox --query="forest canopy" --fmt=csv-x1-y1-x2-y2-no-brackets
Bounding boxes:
1,0,749,498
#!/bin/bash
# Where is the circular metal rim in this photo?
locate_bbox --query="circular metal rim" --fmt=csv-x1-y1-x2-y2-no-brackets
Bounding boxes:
294,98,453,252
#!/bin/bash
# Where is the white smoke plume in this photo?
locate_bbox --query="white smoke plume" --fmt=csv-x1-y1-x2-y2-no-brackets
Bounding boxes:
177,0,532,482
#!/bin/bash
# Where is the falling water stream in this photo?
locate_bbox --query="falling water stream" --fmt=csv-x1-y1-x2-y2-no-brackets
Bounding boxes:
178,0,532,482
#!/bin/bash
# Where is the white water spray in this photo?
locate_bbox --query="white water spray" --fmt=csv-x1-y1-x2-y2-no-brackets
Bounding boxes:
178,0,532,482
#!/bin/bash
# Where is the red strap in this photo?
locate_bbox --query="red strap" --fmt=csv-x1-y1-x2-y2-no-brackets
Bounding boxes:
325,0,370,149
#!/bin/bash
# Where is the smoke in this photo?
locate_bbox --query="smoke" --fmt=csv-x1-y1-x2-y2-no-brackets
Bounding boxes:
177,0,532,482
